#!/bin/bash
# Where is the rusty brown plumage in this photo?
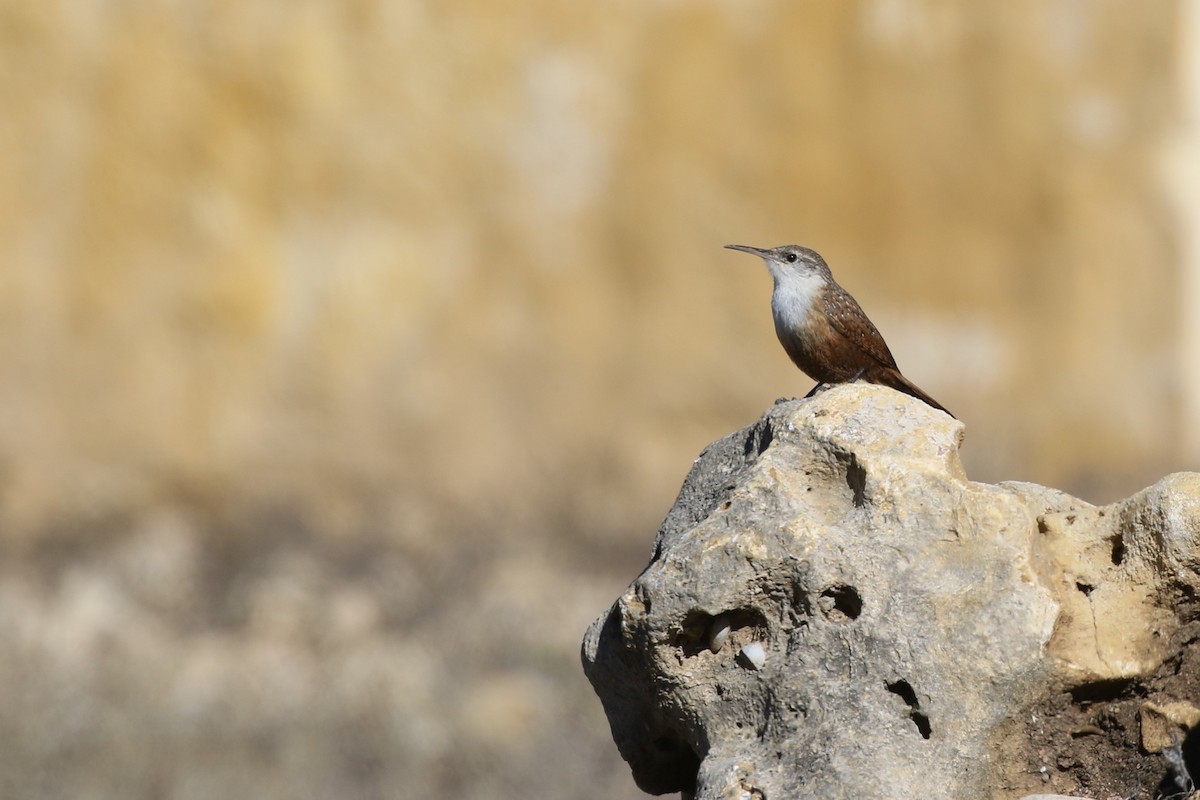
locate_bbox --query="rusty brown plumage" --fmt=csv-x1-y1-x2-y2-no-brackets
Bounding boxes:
726,243,954,418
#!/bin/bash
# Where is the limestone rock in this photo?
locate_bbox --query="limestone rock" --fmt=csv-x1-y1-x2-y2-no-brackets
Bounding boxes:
1140,701,1200,753
581,384,1200,799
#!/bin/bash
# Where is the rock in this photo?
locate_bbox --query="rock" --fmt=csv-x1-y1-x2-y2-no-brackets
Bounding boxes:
1140,701,1200,753
581,384,1200,799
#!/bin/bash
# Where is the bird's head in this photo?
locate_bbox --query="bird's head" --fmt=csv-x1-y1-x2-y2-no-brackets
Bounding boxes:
725,244,830,286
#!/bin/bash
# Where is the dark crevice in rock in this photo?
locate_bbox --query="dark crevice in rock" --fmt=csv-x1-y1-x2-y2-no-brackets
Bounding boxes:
1110,533,1126,566
676,608,769,658
887,680,932,740
834,450,868,507
640,728,700,795
1067,678,1135,705
818,584,862,622
674,610,714,657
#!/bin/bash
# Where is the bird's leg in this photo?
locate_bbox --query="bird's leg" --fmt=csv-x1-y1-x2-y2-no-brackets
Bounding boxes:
806,371,865,398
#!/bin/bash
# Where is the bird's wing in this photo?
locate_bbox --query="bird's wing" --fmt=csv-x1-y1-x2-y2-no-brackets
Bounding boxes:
824,285,899,370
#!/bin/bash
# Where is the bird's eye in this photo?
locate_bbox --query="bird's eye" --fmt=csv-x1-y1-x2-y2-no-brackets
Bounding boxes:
785,252,798,263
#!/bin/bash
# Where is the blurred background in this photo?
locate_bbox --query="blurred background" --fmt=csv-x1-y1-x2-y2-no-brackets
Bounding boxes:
0,1,1197,798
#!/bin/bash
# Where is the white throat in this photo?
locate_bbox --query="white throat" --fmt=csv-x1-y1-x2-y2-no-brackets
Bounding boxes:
770,269,825,329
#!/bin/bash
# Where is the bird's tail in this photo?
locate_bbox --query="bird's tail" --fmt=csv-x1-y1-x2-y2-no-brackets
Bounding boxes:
874,368,955,419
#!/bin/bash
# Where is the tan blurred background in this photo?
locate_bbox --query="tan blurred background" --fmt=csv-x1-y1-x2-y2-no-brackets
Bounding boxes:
0,1,1197,798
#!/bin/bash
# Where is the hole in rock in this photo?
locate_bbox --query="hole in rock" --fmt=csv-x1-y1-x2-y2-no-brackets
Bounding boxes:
674,611,713,657
676,608,769,658
1068,677,1133,705
836,451,867,507
1110,533,1125,566
818,585,862,622
1076,581,1094,596
642,729,700,796
887,679,918,706
652,734,682,753
887,680,932,740
911,709,932,739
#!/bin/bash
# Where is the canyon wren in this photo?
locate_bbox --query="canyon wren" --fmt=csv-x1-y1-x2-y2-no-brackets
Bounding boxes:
726,244,953,418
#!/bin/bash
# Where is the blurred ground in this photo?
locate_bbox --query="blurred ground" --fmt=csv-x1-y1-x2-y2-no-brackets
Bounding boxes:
0,1,1195,798
0,507,643,799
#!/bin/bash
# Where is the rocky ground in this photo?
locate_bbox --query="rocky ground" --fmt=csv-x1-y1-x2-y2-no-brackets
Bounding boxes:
0,505,647,800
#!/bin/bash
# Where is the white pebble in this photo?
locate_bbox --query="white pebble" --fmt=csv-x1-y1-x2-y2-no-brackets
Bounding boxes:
708,616,731,654
739,641,766,670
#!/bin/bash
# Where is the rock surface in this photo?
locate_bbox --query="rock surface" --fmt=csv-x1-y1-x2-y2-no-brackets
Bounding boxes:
582,384,1200,799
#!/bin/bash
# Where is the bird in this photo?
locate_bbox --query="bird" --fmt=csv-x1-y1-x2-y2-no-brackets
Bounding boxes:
725,244,953,418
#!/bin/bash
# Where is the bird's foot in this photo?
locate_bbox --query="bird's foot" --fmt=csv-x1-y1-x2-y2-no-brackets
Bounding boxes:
804,382,831,398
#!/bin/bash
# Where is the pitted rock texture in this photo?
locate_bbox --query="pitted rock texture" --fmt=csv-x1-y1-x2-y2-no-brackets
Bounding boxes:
582,384,1200,799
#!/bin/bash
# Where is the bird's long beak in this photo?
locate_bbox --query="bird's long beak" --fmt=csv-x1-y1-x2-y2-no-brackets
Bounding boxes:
725,244,771,259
